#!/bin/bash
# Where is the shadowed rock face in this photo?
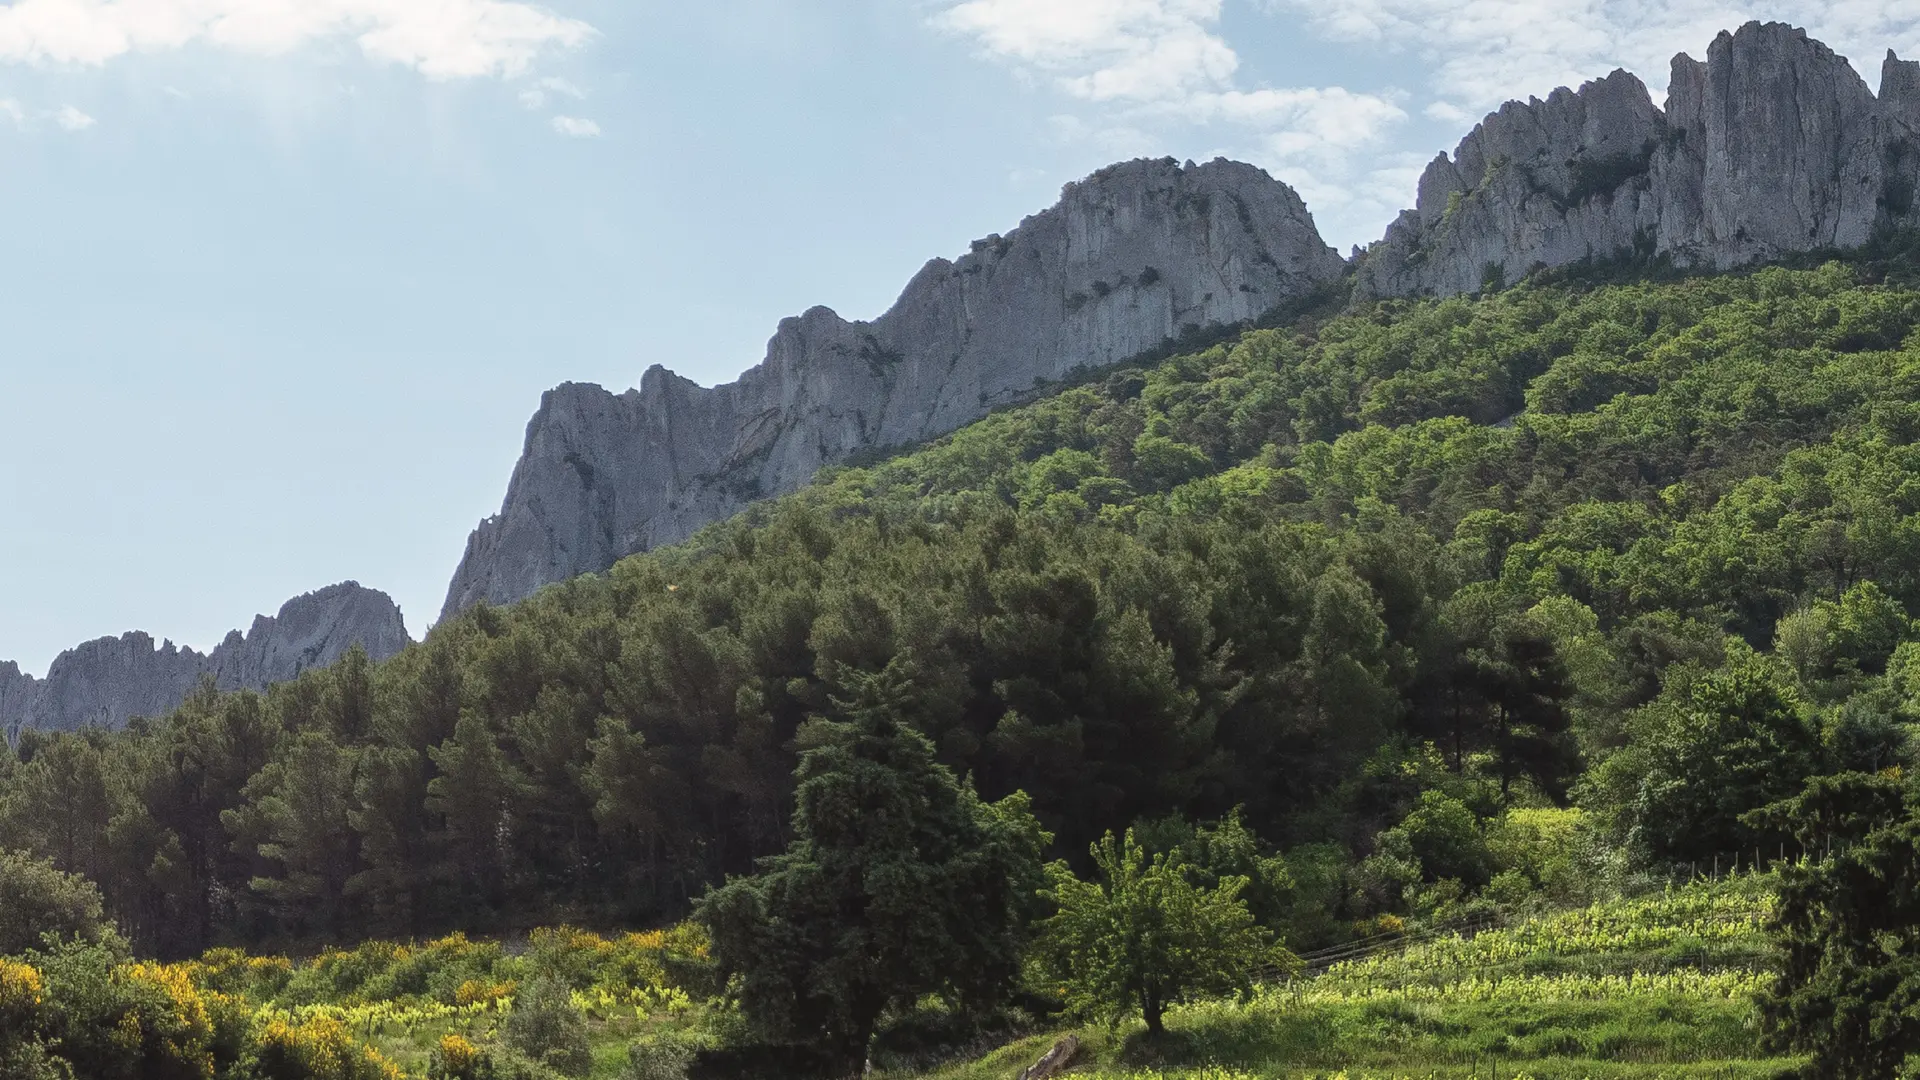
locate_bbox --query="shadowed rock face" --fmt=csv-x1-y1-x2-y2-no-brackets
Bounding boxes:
1357,22,1920,298
441,156,1345,618
1,582,410,736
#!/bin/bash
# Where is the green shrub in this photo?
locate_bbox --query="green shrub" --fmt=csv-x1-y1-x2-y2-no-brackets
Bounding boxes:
428,1035,563,1080
1393,791,1495,890
621,1033,696,1080
0,851,108,956
30,938,225,1080
500,976,592,1078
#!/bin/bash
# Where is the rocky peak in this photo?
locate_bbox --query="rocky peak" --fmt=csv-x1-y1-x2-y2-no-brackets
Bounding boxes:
1,582,411,736
1358,21,1920,297
441,157,1345,618
1883,51,1920,116
437,23,1920,621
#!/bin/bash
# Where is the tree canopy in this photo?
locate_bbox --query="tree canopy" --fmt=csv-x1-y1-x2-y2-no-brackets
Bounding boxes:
5,258,1920,968
695,664,1048,1074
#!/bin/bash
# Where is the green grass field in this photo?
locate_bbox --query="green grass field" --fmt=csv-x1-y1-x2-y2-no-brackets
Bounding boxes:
900,877,1794,1080
61,875,1790,1080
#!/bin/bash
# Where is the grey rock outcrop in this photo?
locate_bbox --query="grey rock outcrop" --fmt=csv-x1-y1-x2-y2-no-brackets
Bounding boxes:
1,582,410,736
443,157,1344,617
0,662,40,742
442,23,1920,619
1358,22,1920,297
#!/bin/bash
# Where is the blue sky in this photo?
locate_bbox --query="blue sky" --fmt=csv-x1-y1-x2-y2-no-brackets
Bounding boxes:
4,0,1919,674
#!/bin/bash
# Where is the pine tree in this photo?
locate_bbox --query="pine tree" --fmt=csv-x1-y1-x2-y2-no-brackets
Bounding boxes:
696,661,1048,1076
221,730,361,937
427,714,519,913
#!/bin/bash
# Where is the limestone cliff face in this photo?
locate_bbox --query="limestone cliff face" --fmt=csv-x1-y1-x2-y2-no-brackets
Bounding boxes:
442,157,1344,616
442,23,1920,618
1358,22,1920,297
0,662,41,742
1,582,410,735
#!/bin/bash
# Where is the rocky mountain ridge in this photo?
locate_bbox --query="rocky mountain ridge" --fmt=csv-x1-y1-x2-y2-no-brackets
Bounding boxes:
446,22,1920,619
1357,22,1920,297
18,20,1903,718
1,582,410,737
440,156,1345,617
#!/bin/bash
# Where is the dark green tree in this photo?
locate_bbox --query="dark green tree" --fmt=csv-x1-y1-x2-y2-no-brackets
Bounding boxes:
427,713,520,913
1484,630,1580,803
695,661,1048,1076
221,729,362,936
1756,772,1920,1079
1607,651,1819,865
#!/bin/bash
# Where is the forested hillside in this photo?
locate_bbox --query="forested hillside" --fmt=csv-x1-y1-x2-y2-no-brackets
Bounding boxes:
11,255,1920,1076
10,258,1920,950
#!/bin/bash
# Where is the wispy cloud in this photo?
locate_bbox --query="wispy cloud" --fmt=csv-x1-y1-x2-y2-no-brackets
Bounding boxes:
0,0,596,79
934,0,1406,244
550,114,599,138
54,104,92,130
936,0,1246,105
1271,1,1920,120
939,0,1920,249
518,74,586,110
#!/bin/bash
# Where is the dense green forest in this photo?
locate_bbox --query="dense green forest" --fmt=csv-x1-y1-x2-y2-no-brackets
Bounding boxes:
13,256,1920,1076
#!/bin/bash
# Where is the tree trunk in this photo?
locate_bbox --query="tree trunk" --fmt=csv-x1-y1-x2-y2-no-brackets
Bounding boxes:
842,1001,882,1079
1142,988,1165,1036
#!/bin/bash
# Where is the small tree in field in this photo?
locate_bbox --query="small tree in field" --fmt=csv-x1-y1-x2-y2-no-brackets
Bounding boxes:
1034,830,1289,1036
695,662,1049,1077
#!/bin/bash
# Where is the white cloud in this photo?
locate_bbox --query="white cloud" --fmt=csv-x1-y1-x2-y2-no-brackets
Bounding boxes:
550,114,598,137
533,75,584,97
54,104,92,129
936,0,1405,244
1189,86,1406,157
1273,1,1920,120
518,74,584,110
933,1,1404,158
0,0,596,80
0,98,24,127
938,0,1920,251
937,0,1237,104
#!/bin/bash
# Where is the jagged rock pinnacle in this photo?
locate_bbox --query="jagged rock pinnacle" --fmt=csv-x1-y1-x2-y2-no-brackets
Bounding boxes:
1357,22,1920,297
1,582,410,736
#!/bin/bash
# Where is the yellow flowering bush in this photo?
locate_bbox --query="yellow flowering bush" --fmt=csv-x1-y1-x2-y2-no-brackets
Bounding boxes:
0,958,47,1063
193,947,295,999
254,1016,404,1080
119,962,217,1080
522,926,610,988
454,979,517,1007
520,920,712,997
427,1034,483,1080
0,958,43,1027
